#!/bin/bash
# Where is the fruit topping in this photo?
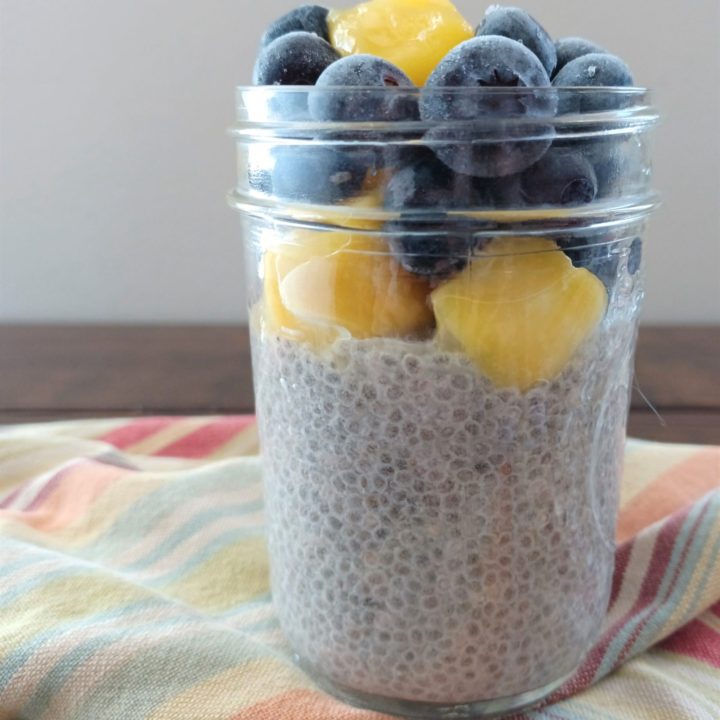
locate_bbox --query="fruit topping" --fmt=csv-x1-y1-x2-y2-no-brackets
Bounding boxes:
328,0,474,86
582,135,644,199
431,237,607,390
262,249,338,348
557,236,620,292
420,36,556,178
519,148,598,206
260,5,331,49
421,36,555,120
383,148,480,209
257,145,374,204
253,31,340,86
476,6,557,77
263,227,433,343
309,54,418,121
559,234,642,289
383,149,487,278
553,53,634,112
553,37,607,77
246,2,646,366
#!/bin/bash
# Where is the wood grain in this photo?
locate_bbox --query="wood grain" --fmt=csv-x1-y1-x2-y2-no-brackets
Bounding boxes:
631,326,720,410
628,410,720,445
0,325,254,414
0,325,718,445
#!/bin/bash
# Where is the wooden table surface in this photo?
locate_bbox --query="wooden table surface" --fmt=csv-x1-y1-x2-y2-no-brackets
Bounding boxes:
0,325,718,444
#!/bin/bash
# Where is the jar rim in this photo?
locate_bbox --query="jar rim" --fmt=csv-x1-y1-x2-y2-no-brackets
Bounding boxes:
233,85,658,132
236,85,651,94
228,188,660,234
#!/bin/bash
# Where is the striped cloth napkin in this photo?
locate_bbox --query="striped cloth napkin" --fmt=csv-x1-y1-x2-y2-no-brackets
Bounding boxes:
0,416,718,720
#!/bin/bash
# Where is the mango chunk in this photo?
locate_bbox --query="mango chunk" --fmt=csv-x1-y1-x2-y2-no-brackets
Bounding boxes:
328,0,474,86
321,183,387,230
431,237,608,390
262,249,339,347
262,226,433,345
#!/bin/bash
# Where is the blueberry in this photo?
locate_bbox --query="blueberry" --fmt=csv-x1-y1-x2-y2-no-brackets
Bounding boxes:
422,37,555,120
386,226,479,280
486,174,525,208
384,149,481,211
579,135,644,198
308,56,418,176
476,6,557,77
520,149,597,205
553,37,607,77
421,119,555,180
628,237,642,275
263,146,372,203
309,55,418,122
589,141,625,195
383,150,487,278
253,31,340,86
421,36,557,178
553,53,634,113
558,236,619,291
260,5,330,49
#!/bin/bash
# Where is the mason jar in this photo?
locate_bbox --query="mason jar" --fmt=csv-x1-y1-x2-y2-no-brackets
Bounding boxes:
229,86,658,718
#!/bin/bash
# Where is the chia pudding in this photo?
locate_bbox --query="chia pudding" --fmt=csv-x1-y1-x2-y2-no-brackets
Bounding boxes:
252,262,641,705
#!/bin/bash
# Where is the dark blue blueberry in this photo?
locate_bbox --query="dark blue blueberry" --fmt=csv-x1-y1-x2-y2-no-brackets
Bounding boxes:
420,36,557,178
384,149,480,211
553,53,634,113
383,150,488,278
422,120,556,181
590,141,625,196
309,55,418,121
628,237,642,275
476,6,557,77
264,146,372,203
260,5,330,49
558,235,619,291
307,54,419,178
579,135,644,198
386,225,477,279
553,37,607,77
520,149,597,205
486,173,525,208
253,31,340,86
422,37,556,120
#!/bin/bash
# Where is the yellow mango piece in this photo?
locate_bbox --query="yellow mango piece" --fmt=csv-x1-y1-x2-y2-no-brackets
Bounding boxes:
276,182,389,231
328,0,474,86
262,227,433,345
478,207,571,223
431,238,608,391
262,250,339,346
323,184,387,230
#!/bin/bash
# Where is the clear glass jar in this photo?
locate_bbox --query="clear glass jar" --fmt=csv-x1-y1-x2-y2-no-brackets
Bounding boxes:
229,87,658,719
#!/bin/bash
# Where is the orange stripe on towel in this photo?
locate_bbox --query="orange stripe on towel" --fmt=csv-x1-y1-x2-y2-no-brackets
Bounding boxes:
0,460,129,532
230,688,394,720
616,448,720,543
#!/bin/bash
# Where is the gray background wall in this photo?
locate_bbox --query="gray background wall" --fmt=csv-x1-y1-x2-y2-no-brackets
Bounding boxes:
1,0,718,324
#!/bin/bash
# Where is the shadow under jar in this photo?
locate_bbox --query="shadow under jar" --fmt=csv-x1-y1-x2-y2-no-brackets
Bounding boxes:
229,86,659,719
